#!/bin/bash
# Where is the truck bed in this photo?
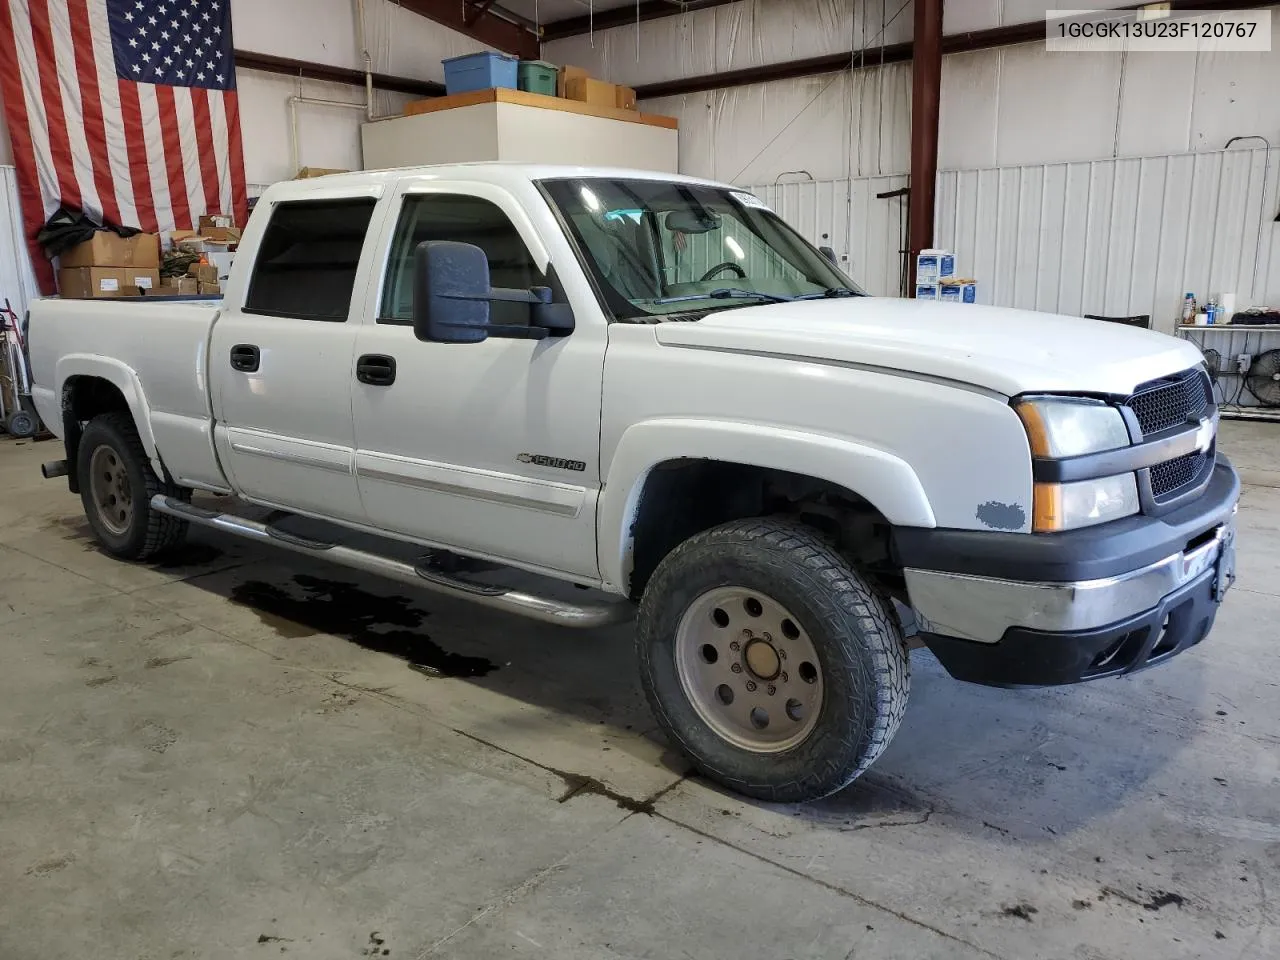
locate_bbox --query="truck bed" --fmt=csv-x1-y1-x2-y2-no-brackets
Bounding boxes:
29,296,227,491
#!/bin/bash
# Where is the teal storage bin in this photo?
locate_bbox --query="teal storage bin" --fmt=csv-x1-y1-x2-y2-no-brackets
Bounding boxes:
518,60,559,96
442,52,518,95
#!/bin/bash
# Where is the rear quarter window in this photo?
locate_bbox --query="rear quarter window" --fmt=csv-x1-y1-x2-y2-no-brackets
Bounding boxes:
243,198,378,322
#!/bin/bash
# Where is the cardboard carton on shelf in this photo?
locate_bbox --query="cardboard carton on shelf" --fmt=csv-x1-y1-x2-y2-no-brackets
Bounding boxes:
295,167,349,179
558,64,589,98
60,232,160,269
615,85,638,111
565,76,618,110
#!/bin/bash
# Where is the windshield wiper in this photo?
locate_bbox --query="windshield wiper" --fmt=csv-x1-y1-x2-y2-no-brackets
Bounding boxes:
793,287,864,300
652,288,796,306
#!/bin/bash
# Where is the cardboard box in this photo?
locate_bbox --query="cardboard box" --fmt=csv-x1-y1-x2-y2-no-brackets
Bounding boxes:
199,226,241,244
206,250,235,281
60,232,160,268
58,266,159,298
123,268,159,293
940,280,977,304
914,284,939,301
558,65,589,98
199,213,234,231
175,234,237,255
59,267,125,299
915,248,955,285
188,263,219,284
295,167,349,179
198,281,222,297
565,76,617,109
615,85,637,111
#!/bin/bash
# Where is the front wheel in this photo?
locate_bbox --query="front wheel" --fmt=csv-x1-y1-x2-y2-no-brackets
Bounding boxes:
77,412,188,560
637,518,910,802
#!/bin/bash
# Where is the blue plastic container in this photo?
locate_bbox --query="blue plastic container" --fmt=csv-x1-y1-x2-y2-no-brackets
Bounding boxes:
442,52,519,95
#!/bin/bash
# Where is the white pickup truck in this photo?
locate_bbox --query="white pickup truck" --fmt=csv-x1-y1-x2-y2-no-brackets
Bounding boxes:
29,163,1238,802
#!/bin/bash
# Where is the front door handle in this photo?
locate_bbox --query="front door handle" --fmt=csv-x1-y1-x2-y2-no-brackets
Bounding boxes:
230,344,260,372
356,354,396,386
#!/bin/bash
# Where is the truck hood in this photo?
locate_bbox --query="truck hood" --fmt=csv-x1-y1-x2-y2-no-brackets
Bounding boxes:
652,298,1204,396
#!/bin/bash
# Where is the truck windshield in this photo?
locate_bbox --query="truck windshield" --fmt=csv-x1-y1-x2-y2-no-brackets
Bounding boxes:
539,178,863,321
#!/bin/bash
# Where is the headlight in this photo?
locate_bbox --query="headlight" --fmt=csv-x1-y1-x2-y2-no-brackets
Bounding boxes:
1014,397,1130,458
1033,474,1140,532
1015,397,1138,531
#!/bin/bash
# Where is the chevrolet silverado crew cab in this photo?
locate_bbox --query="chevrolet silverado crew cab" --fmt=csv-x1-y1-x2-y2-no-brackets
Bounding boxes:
28,163,1238,802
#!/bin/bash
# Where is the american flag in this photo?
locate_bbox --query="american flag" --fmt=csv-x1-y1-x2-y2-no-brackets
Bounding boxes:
0,0,247,292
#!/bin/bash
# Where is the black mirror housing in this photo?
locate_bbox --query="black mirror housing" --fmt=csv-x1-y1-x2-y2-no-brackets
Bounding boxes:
819,245,838,265
413,241,493,344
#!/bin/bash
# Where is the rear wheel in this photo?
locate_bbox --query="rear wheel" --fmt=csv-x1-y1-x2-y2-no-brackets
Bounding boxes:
77,412,187,560
637,517,910,802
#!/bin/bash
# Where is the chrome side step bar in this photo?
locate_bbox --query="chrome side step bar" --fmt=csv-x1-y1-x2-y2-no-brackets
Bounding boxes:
150,495,634,629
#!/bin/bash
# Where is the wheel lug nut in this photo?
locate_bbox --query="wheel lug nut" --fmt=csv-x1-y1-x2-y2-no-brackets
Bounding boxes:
729,641,741,651
730,663,743,674
745,680,757,692
778,649,787,660
767,684,776,695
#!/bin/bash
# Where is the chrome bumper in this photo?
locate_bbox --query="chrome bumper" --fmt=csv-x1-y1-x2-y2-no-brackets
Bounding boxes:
905,513,1236,645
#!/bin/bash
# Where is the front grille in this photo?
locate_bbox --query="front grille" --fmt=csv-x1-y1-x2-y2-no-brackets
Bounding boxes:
1150,449,1210,499
1126,368,1212,437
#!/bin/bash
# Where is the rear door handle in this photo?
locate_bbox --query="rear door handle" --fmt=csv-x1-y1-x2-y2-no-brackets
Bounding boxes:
230,344,260,372
356,354,396,386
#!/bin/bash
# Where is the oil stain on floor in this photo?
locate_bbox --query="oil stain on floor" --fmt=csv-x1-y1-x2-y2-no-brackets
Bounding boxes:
229,574,498,678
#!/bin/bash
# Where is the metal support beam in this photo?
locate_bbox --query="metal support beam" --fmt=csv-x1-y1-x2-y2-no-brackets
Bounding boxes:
541,0,739,41
235,50,444,98
397,0,539,59
908,0,943,293
465,0,499,27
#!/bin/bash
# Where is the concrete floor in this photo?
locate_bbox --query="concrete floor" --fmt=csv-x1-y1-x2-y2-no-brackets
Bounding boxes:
0,425,1277,960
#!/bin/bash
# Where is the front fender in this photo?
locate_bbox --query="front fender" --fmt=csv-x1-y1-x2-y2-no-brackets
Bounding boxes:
597,418,936,591
56,354,163,474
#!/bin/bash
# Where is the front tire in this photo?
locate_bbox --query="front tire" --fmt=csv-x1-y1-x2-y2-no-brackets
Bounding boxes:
77,412,188,560
637,518,910,802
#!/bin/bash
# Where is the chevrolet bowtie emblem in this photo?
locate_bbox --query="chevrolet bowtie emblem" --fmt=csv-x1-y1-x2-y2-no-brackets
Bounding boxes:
1193,417,1216,455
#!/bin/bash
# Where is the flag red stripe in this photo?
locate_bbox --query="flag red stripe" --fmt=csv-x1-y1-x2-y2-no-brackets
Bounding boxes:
154,84,192,231
0,0,55,293
223,90,249,228
117,80,158,233
189,87,221,216
27,0,81,210
65,0,120,226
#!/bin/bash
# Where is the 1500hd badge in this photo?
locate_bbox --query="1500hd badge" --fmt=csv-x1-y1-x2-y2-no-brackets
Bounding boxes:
517,453,587,472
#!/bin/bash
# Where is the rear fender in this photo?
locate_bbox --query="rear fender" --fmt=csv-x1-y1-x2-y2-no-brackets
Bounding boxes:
598,418,936,591
57,355,163,476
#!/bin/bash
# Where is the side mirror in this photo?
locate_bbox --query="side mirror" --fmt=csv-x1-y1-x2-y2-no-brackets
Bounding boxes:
413,241,492,344
819,245,837,265
412,240,572,344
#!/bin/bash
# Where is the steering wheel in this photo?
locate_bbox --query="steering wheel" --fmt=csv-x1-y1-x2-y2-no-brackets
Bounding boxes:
699,261,747,282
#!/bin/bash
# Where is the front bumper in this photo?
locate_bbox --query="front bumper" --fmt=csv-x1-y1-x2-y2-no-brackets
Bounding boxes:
897,458,1239,687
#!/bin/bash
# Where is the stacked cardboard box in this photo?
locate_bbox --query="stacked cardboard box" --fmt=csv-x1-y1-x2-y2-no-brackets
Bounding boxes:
161,212,238,296
58,233,161,298
559,64,637,112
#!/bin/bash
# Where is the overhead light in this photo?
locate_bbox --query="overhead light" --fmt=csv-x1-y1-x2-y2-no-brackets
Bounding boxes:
725,236,745,260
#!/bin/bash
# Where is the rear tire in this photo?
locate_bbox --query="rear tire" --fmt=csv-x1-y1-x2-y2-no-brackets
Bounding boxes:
637,517,910,802
77,412,188,560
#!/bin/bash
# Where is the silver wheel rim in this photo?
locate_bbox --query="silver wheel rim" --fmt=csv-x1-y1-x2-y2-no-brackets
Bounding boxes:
675,586,824,753
89,444,133,537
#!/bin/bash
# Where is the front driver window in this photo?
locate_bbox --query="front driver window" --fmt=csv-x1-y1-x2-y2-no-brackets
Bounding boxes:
380,194,544,326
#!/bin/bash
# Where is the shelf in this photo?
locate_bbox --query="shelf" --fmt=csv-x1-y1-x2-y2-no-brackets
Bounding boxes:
1177,324,1280,331
402,87,678,130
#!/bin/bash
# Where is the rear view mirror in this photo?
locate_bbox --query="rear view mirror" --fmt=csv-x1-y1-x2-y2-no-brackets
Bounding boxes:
819,245,837,265
664,210,721,234
413,241,492,344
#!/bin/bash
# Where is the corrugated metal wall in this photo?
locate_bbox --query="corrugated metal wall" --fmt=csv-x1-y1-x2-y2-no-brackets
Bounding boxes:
743,175,910,297
935,146,1280,333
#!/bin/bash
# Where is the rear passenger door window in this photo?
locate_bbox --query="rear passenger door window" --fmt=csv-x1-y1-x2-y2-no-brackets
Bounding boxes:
245,198,378,321
379,194,544,328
